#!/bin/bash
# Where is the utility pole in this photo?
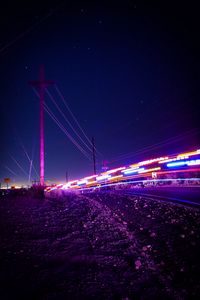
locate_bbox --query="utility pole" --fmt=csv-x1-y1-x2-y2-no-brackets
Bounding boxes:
92,137,96,175
29,66,54,186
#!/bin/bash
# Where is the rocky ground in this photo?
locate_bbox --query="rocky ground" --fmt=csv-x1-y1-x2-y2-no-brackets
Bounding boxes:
0,191,200,299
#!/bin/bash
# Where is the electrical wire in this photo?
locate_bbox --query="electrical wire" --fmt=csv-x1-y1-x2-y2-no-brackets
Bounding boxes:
55,85,103,157
46,88,94,153
44,103,92,161
9,154,29,177
32,87,92,161
110,129,199,164
4,165,18,176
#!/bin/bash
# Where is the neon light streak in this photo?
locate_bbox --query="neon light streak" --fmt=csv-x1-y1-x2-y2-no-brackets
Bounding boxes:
177,149,200,158
167,161,187,167
103,167,126,175
157,168,200,175
79,177,200,191
70,185,79,188
159,157,178,164
56,184,63,188
186,159,200,166
49,187,57,191
68,180,78,185
138,157,168,166
77,180,88,185
122,168,144,175
56,184,64,189
62,184,70,189
86,180,97,185
138,167,161,173
96,175,111,181
166,159,200,168
108,175,123,181
82,175,98,180
129,163,139,168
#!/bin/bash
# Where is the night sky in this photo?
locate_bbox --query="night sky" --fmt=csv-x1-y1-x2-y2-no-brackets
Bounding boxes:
0,1,199,185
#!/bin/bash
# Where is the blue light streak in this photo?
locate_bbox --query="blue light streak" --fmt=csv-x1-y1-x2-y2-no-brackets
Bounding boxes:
167,159,200,168
122,167,144,175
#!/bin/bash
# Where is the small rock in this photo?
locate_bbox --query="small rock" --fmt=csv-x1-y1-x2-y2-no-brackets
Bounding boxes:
150,232,156,237
142,246,148,251
135,259,142,269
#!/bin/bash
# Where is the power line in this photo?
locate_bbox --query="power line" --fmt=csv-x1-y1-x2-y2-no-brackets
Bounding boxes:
32,87,92,161
11,123,39,179
9,154,29,177
109,129,199,164
44,103,92,161
4,165,18,177
46,88,94,154
55,85,103,157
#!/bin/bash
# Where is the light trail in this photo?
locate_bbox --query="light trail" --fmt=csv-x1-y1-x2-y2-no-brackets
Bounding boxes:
45,147,200,193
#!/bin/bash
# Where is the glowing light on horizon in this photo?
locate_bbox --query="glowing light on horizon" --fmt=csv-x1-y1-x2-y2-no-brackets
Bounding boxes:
187,159,200,166
70,184,79,188
122,167,145,175
56,184,63,188
177,149,200,158
96,174,111,181
108,175,123,181
159,158,178,164
82,175,98,180
44,147,200,193
103,167,126,175
129,163,139,168
138,157,168,166
77,180,88,185
86,180,97,185
138,167,161,173
167,161,187,167
167,159,200,168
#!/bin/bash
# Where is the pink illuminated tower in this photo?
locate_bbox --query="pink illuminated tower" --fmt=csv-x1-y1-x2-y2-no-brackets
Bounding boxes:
29,66,54,186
